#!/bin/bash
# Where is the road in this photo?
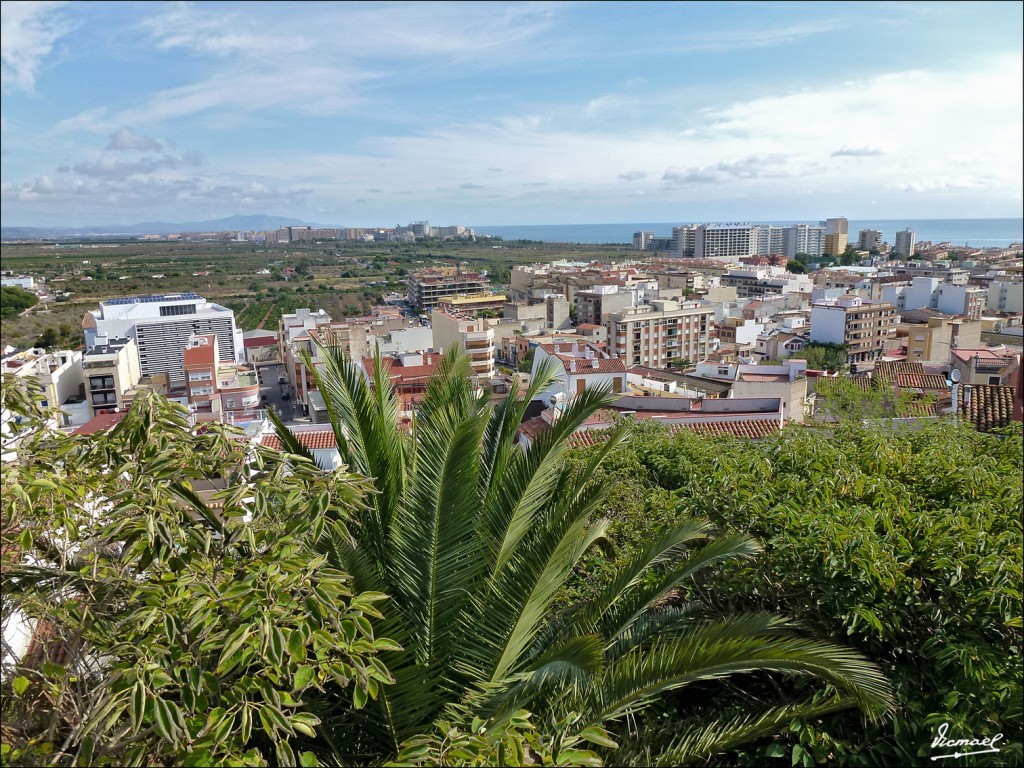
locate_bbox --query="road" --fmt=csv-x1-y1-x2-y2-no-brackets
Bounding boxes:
255,361,308,425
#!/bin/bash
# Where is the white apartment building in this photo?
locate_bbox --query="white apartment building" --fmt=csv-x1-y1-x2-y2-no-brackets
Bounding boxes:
986,278,1024,314
81,336,142,415
882,277,984,320
2,348,88,426
672,225,698,258
84,293,243,386
606,299,715,368
894,229,916,258
695,224,757,260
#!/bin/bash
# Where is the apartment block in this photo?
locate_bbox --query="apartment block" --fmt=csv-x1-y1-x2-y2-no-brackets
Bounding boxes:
183,334,261,424
436,292,508,317
430,309,496,379
84,293,242,386
894,229,916,258
857,229,884,251
407,267,491,311
719,268,812,299
810,295,898,364
986,277,1024,314
606,300,715,368
2,347,88,426
574,285,637,326
695,223,757,260
82,336,142,416
896,309,982,363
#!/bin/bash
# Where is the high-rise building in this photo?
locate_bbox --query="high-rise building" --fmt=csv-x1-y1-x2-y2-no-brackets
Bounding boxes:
695,224,757,260
857,230,883,251
633,231,656,250
83,293,243,386
672,225,698,257
820,218,849,257
783,224,825,258
894,228,916,258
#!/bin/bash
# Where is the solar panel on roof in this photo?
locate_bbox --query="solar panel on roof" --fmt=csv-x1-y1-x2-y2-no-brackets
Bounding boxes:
104,293,202,305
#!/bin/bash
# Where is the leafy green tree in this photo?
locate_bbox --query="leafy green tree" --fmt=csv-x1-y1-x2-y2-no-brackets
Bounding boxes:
791,342,848,372
0,286,38,319
786,260,808,274
568,420,1022,766
1,377,395,767
274,345,893,765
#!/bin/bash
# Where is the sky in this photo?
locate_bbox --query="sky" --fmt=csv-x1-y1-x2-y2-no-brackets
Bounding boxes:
1,1,1022,228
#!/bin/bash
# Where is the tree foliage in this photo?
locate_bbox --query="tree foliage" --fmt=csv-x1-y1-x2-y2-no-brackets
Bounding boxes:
0,286,38,319
790,342,848,372
273,345,893,765
1,376,395,767
566,419,1023,766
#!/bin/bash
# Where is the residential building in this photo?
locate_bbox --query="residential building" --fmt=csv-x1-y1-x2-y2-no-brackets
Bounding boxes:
693,358,810,423
633,231,656,250
436,292,508,317
883,277,985,320
82,336,142,416
719,268,812,299
783,224,825,258
895,309,982,362
431,309,495,379
672,225,698,258
361,352,447,427
183,334,261,425
820,218,849,257
83,293,243,386
986,277,1024,314
810,295,899,364
695,223,757,260
503,295,571,331
857,230,884,251
407,267,491,311
574,285,636,326
894,228,916,258
2,347,88,427
530,341,627,405
951,348,1021,387
606,299,715,368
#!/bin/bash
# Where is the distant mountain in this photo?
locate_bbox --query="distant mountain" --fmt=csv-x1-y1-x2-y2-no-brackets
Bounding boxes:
1,214,321,240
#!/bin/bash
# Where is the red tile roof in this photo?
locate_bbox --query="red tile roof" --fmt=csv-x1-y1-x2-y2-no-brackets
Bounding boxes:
74,411,127,435
959,384,1018,432
260,430,337,450
895,373,949,391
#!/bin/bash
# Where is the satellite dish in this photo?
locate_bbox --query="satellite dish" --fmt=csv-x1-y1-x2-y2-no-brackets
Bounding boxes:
949,369,961,384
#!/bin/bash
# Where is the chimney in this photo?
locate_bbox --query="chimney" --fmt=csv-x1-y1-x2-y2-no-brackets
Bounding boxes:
569,360,577,373
591,357,599,369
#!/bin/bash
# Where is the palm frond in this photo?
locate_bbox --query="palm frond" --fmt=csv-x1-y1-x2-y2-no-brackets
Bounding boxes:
577,616,894,727
610,694,859,766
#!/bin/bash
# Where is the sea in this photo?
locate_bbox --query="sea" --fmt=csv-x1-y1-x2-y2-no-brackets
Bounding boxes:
471,219,1024,248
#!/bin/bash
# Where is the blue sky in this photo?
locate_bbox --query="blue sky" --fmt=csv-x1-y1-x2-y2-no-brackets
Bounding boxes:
1,1,1021,227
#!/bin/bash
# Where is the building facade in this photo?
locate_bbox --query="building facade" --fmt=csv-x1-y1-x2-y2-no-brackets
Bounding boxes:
810,295,898,364
606,299,715,368
84,293,242,386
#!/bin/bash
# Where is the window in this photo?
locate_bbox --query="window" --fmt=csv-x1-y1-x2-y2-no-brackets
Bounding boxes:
159,304,197,317
91,391,117,406
90,375,115,391
188,371,213,381
191,385,213,396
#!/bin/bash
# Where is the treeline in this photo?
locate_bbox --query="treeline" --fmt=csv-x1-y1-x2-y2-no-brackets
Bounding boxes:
0,286,37,319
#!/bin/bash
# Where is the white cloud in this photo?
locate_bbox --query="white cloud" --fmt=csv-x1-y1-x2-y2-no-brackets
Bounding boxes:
1,1,70,93
105,128,163,152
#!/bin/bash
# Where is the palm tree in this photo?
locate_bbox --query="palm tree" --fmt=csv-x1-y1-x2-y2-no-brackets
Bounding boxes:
272,344,892,765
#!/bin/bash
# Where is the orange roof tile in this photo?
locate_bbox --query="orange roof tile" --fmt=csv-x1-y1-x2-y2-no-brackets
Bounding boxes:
260,431,337,450
959,384,1018,432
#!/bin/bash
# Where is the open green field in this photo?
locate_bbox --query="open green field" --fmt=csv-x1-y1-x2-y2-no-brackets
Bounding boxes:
0,238,634,349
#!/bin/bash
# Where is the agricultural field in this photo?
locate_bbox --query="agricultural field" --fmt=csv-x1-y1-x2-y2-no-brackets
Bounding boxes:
0,237,629,349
